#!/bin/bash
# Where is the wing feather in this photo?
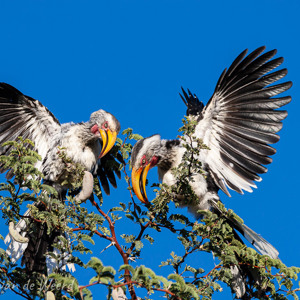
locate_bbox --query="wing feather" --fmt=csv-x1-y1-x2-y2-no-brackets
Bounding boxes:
96,146,124,195
0,83,61,174
181,47,291,195
221,121,280,144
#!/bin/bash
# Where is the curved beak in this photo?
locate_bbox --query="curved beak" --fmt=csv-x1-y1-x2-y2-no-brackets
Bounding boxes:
131,163,151,204
99,129,117,158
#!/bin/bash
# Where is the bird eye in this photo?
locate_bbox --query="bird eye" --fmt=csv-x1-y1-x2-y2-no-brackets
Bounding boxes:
103,122,109,129
142,159,146,164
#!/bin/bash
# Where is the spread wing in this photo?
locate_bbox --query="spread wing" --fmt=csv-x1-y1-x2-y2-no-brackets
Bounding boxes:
0,83,61,176
180,46,292,196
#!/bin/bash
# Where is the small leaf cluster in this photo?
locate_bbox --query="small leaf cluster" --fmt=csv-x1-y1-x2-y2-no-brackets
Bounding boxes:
57,147,85,189
118,128,143,162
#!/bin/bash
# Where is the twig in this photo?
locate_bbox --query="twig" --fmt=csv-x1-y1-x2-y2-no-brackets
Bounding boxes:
0,267,33,300
89,197,137,300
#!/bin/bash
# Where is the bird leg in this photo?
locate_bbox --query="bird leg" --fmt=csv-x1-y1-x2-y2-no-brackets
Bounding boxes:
74,171,94,204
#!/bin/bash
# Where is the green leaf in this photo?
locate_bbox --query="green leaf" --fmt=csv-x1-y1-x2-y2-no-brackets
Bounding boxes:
41,184,58,196
81,234,95,245
81,288,93,300
86,257,103,273
168,273,186,290
119,264,135,274
101,266,116,276
89,276,100,284
129,133,143,140
122,128,133,135
125,214,134,221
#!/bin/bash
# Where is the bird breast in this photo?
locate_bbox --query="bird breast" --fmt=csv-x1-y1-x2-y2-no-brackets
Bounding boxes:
157,144,216,214
60,125,100,171
43,125,100,182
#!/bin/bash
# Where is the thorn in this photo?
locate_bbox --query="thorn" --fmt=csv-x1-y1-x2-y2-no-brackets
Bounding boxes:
128,256,141,262
100,241,116,253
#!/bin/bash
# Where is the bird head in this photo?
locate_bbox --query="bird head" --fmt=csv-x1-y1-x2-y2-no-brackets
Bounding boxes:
89,109,120,158
130,135,161,204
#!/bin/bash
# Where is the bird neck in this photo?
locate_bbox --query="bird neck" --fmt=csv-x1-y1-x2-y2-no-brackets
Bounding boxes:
77,122,99,144
157,139,182,172
61,122,99,158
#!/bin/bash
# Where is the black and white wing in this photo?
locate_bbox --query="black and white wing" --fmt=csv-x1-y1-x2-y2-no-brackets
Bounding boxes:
181,46,292,196
0,83,61,176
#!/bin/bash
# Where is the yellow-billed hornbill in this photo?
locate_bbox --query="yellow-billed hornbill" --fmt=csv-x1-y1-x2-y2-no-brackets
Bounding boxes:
130,47,291,296
0,82,121,272
0,82,120,187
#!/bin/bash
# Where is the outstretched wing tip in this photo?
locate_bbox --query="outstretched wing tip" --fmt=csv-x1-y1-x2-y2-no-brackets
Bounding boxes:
197,46,291,197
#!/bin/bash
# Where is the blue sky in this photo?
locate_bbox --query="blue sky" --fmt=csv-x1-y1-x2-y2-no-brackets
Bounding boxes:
0,0,299,299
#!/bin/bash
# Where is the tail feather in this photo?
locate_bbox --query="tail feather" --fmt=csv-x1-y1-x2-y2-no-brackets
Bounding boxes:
21,221,50,272
209,199,279,259
230,265,246,298
207,200,277,298
46,232,75,274
46,248,76,274
231,261,265,299
240,223,279,259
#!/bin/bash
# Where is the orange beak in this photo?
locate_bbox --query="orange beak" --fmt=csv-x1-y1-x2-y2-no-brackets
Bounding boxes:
99,129,117,158
131,163,151,204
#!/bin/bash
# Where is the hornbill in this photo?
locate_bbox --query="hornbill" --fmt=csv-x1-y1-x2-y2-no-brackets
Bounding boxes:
130,47,291,297
0,82,121,272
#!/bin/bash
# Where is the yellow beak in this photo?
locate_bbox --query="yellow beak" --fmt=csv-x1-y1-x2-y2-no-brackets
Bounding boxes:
99,129,117,158
131,163,151,204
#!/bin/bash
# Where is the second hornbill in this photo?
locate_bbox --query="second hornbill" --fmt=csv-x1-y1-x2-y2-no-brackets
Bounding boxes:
130,47,291,297
0,82,121,272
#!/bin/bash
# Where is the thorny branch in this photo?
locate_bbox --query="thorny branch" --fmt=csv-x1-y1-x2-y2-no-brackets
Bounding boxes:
88,197,137,300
